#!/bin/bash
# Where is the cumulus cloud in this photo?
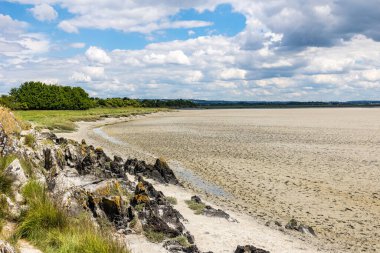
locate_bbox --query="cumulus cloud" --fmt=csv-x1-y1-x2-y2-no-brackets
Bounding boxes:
2,1,380,100
85,46,111,64
29,4,58,22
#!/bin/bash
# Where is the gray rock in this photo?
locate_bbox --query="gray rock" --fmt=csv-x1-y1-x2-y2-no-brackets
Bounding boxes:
234,245,270,253
285,218,316,236
4,159,28,188
0,240,16,253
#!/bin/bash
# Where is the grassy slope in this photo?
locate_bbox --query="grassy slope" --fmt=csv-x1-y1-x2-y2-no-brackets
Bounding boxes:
14,107,168,132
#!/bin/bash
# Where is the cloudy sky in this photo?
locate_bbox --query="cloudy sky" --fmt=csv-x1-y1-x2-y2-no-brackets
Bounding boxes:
1,1,380,101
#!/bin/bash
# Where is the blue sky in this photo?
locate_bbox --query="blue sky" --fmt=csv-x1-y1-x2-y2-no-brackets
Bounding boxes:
0,0,380,100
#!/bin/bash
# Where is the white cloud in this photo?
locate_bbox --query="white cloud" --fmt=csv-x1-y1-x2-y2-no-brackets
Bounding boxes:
85,46,111,64
167,50,190,65
0,14,28,35
3,1,380,100
29,4,58,22
220,68,246,80
69,42,85,48
58,20,79,33
361,69,380,82
70,72,91,83
82,66,105,79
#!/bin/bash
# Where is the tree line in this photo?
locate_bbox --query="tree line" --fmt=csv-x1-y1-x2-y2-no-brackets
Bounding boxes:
0,82,196,110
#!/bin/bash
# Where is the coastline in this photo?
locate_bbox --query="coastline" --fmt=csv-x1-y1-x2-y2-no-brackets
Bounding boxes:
57,111,331,253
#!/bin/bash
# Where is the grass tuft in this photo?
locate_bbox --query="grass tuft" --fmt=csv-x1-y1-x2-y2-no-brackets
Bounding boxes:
173,236,191,247
24,134,36,148
185,200,206,215
17,180,129,253
166,196,178,205
144,229,166,243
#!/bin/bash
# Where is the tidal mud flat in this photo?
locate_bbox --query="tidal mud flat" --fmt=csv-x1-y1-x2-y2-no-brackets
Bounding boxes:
59,108,380,252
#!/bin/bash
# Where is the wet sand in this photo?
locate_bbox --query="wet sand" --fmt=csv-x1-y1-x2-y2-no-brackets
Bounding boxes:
60,108,380,252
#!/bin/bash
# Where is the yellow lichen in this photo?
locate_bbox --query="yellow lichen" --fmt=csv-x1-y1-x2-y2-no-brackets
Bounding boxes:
134,194,150,204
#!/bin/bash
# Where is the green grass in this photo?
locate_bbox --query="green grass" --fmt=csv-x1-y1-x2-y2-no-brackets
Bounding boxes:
144,229,166,243
0,195,8,232
166,196,178,205
16,180,130,253
24,134,36,148
185,200,206,215
173,236,191,247
0,155,17,198
0,155,17,172
14,107,169,132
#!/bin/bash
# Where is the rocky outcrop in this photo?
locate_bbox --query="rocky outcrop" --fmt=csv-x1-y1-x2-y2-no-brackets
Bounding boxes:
124,158,179,184
234,245,270,253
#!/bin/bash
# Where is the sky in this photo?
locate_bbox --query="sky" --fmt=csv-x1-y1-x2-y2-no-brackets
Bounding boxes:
0,1,380,101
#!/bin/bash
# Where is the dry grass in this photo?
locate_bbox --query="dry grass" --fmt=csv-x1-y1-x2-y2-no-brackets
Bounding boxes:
0,107,25,134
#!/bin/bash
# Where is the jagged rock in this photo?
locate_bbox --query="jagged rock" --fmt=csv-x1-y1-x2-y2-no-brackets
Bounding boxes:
234,245,270,253
143,215,181,238
0,240,15,253
100,196,122,222
285,219,316,236
124,158,179,184
154,158,179,185
43,148,53,170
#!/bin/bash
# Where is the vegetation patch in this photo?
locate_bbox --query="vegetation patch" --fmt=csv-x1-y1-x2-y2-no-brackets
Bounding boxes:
172,236,191,247
0,107,24,134
15,107,166,132
24,134,36,148
0,195,9,232
144,229,166,243
17,181,129,253
185,200,206,215
165,196,178,205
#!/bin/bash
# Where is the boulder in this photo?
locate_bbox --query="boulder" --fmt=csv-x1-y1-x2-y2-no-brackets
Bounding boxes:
4,159,28,188
234,245,270,253
285,219,316,236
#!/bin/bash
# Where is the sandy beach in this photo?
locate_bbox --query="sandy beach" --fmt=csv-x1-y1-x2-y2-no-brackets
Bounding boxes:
59,108,380,253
